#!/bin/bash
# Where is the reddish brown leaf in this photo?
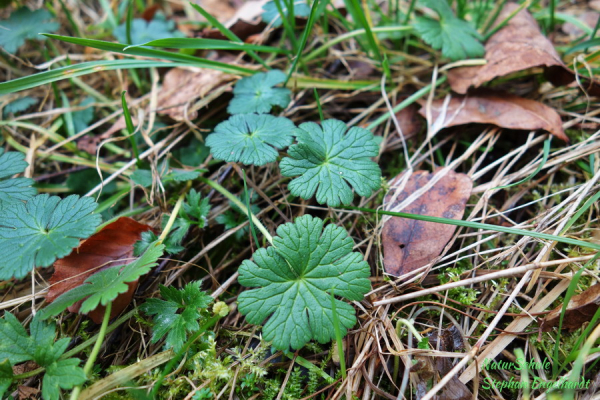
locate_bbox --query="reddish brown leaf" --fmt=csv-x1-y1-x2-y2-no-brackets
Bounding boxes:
46,217,155,324
18,386,39,400
541,283,600,332
418,89,568,142
382,170,472,277
447,2,600,96
157,67,234,121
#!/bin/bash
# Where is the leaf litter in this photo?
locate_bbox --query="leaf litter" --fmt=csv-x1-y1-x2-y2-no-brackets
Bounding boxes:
382,170,472,277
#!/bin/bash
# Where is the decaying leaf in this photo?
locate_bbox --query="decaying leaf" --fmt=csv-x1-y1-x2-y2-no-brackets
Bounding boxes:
541,283,600,332
418,89,568,142
201,0,268,41
382,170,472,277
157,67,234,121
447,2,600,96
46,217,155,324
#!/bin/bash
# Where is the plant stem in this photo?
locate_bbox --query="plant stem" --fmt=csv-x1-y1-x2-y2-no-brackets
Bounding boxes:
70,302,112,400
158,182,191,243
199,176,274,245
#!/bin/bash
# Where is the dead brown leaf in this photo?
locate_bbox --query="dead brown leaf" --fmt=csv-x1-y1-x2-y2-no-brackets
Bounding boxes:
382,170,472,277
448,2,600,96
46,217,156,324
77,115,135,155
562,11,599,39
541,283,600,332
418,89,568,142
18,386,39,400
201,0,268,41
157,67,234,121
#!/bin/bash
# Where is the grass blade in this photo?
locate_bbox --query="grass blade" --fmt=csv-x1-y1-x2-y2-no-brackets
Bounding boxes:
343,205,600,251
43,34,254,74
125,38,290,54
0,60,179,94
285,0,322,84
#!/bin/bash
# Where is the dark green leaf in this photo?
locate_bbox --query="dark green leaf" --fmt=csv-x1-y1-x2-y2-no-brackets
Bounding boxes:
0,359,12,398
0,194,101,280
3,96,38,116
0,7,59,54
140,281,213,351
0,149,36,210
42,359,86,400
227,70,291,114
206,113,295,166
280,119,381,207
413,0,484,61
238,215,371,350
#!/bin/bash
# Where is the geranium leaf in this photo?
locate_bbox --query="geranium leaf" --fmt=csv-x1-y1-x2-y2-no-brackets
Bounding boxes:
0,149,36,210
0,7,59,54
262,0,311,27
113,12,184,45
227,70,291,115
206,113,295,166
0,194,101,280
413,0,484,61
280,119,381,207
238,215,371,351
3,96,38,116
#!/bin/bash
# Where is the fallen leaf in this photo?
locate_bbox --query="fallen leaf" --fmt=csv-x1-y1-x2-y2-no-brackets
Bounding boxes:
192,0,242,23
201,0,268,41
46,217,155,324
381,102,423,152
382,170,472,277
77,115,136,155
157,67,234,121
418,89,568,142
541,283,600,332
447,2,600,96
18,386,39,400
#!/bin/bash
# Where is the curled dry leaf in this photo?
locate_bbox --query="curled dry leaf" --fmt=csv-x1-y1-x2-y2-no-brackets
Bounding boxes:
46,217,155,324
418,89,568,142
448,2,600,96
541,283,600,332
157,67,235,121
382,170,472,277
201,0,268,41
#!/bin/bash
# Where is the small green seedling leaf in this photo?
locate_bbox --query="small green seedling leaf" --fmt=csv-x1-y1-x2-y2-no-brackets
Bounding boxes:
413,0,484,61
181,189,211,228
280,119,382,207
0,7,59,54
113,12,184,46
38,243,164,319
0,313,85,400
262,0,311,27
3,96,38,117
206,113,295,166
134,217,189,255
0,194,101,280
238,215,371,351
140,281,213,352
0,149,36,210
227,70,291,115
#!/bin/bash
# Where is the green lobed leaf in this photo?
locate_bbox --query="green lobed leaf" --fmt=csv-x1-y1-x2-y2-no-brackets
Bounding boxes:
280,119,382,207
238,215,371,350
227,70,291,115
0,194,101,280
113,12,184,45
206,113,295,166
0,149,36,210
39,243,164,319
140,281,213,352
262,0,311,27
413,0,484,61
42,359,86,400
0,359,12,398
72,96,95,133
3,96,38,116
0,311,35,364
0,313,85,400
181,189,211,228
0,7,59,54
